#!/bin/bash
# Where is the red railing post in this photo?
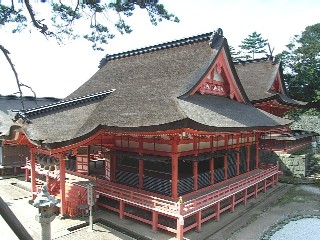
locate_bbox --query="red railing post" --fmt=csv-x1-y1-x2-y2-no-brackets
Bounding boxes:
152,211,158,232
243,188,248,205
230,194,235,212
196,211,201,232
30,148,36,200
254,183,258,198
119,200,124,219
60,154,66,216
214,201,220,221
176,202,184,240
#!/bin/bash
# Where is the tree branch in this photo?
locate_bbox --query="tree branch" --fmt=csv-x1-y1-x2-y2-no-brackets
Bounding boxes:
24,0,49,35
0,44,25,110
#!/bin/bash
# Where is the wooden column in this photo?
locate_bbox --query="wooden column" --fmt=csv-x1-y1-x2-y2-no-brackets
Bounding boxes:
210,136,215,185
119,200,125,219
139,159,144,189
230,194,235,212
171,136,179,200
210,158,214,185
243,188,248,205
195,211,201,232
176,217,184,240
246,145,250,172
172,154,179,200
152,211,158,232
236,147,240,175
193,161,198,191
30,148,36,199
25,157,30,182
138,137,143,189
193,137,199,191
255,133,259,169
224,155,228,180
214,201,220,221
110,155,117,182
59,154,66,216
176,203,184,240
254,183,258,198
224,134,228,179
263,179,267,193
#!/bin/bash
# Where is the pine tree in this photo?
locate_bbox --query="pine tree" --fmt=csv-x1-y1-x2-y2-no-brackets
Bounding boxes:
229,46,241,61
239,32,268,59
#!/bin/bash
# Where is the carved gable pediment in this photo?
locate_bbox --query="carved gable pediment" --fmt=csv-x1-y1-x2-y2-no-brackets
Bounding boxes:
269,73,284,94
190,48,244,103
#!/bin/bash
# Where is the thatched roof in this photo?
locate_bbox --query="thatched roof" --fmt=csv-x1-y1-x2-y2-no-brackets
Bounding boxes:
0,95,60,112
13,30,290,148
0,110,18,139
234,58,306,106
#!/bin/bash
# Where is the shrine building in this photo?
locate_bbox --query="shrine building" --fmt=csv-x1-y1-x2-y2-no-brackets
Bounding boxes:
1,29,292,239
234,58,316,153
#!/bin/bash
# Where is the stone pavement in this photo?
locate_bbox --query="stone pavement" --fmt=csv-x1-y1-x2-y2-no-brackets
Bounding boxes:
1,175,288,240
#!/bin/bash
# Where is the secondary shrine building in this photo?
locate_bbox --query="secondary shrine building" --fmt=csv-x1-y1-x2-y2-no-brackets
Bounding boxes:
2,29,292,239
234,58,316,153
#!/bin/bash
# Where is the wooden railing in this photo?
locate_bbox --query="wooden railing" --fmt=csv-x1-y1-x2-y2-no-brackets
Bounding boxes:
95,165,279,217
182,165,278,216
96,178,179,217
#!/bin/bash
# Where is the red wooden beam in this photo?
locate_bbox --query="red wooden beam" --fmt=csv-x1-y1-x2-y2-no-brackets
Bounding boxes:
30,148,36,199
60,154,66,215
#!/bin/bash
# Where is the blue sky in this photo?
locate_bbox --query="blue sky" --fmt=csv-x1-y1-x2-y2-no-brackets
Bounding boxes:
1,0,320,98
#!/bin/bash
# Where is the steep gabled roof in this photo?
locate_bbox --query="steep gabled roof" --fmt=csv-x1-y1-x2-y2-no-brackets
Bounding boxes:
0,110,14,137
15,30,290,148
234,58,306,106
0,95,60,112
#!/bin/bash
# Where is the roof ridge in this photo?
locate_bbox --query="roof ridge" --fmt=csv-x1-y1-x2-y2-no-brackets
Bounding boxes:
105,32,213,62
18,89,115,118
233,57,271,65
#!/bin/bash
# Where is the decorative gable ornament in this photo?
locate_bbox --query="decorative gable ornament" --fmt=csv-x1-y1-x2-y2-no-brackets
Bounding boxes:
190,29,244,102
269,74,283,94
198,62,230,97
209,28,223,48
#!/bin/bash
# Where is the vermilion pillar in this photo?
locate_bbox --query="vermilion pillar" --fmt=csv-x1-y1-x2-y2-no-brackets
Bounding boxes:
171,154,179,200
236,147,240,175
246,145,250,172
171,136,179,200
255,133,259,169
139,159,144,189
30,148,36,199
224,155,228,180
224,134,228,179
193,161,198,191
210,137,215,185
210,158,214,185
59,154,66,216
110,155,117,182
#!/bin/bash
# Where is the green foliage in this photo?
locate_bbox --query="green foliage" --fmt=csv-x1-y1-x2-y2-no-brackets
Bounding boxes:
314,90,320,102
0,1,179,51
51,3,81,22
84,24,115,51
239,31,268,59
279,23,320,102
0,5,27,33
229,46,241,61
287,108,320,118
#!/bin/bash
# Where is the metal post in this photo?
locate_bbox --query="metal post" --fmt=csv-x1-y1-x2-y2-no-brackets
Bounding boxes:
0,197,33,240
87,183,94,232
87,205,93,232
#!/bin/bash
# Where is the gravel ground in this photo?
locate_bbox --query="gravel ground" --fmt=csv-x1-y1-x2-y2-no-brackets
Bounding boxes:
270,217,320,240
228,183,320,240
2,175,320,240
